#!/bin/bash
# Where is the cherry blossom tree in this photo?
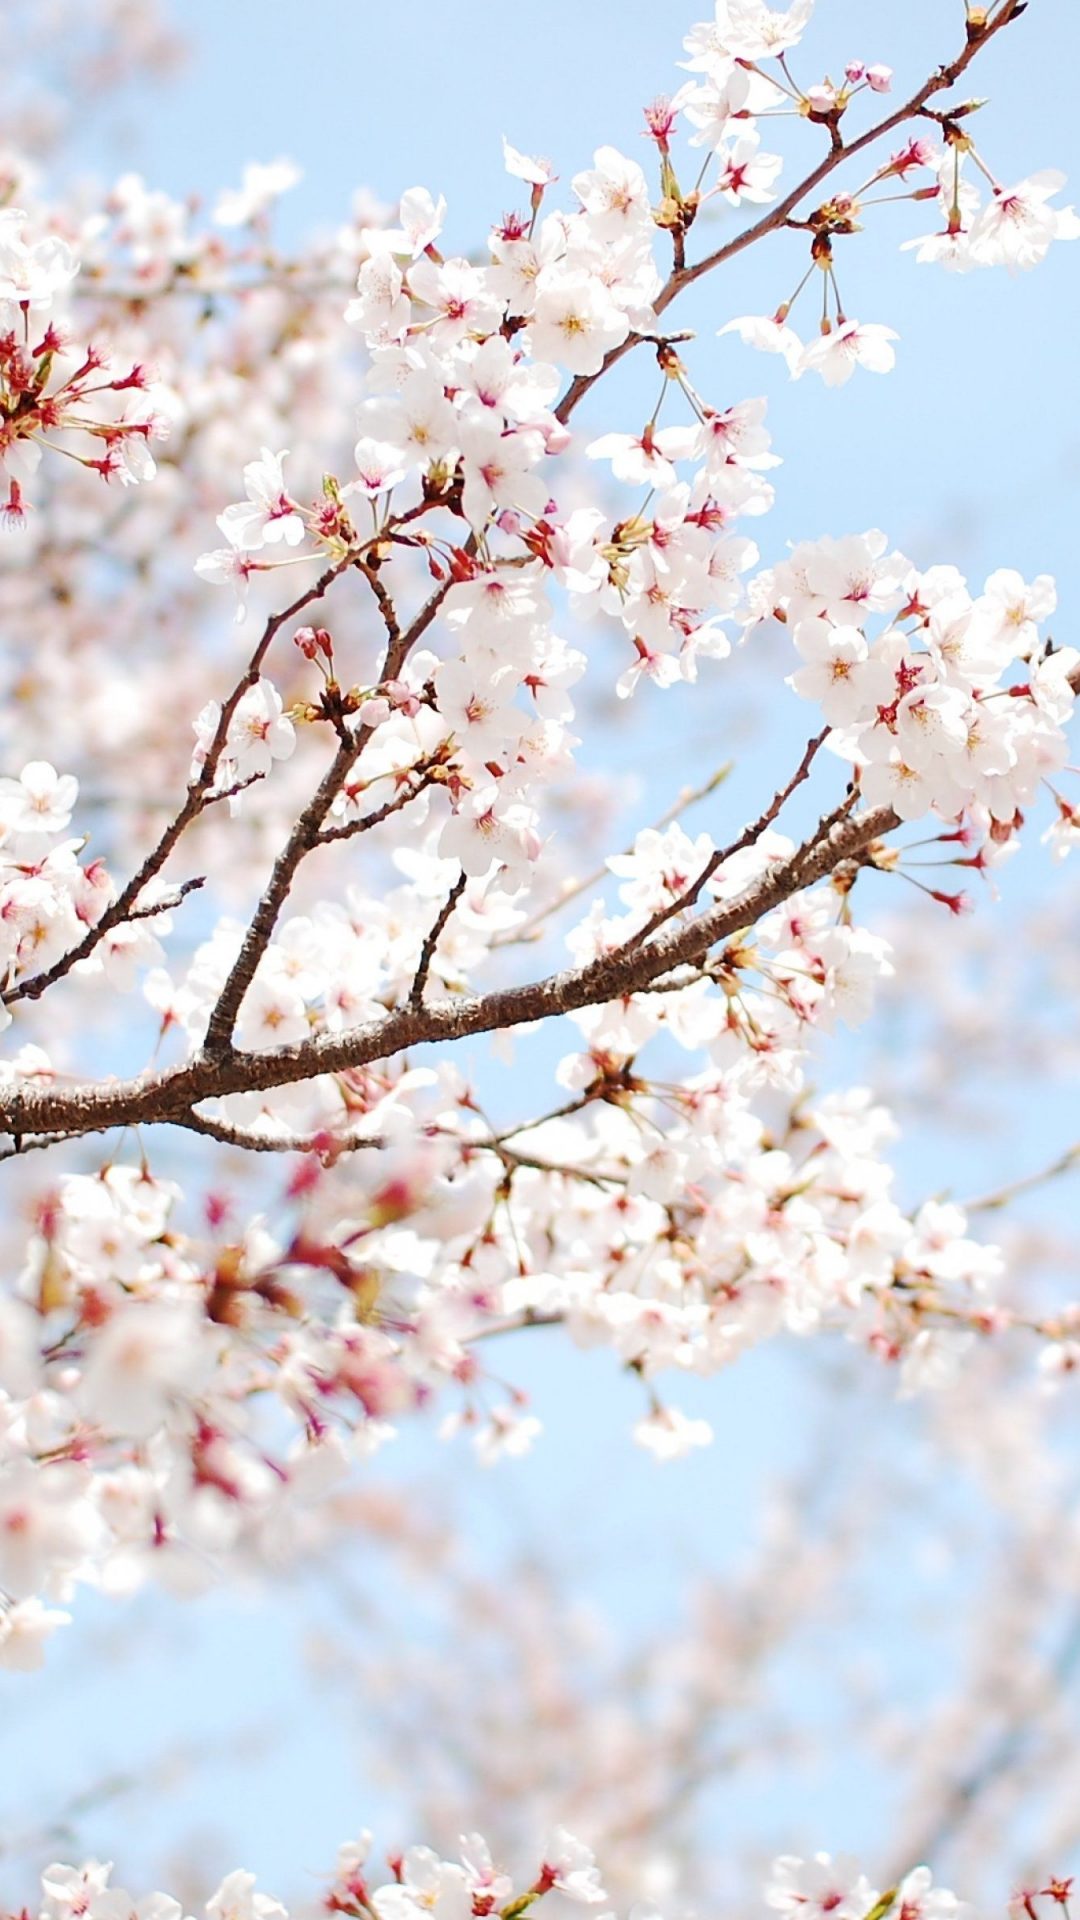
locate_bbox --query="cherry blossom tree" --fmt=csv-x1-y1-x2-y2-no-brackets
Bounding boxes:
0,0,1079,1916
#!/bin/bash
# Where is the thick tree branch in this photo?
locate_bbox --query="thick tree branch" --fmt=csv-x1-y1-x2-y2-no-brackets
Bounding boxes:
0,794,899,1141
0,0,1044,1153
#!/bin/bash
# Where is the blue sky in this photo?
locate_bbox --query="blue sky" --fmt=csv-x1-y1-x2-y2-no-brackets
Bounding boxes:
3,0,1079,1905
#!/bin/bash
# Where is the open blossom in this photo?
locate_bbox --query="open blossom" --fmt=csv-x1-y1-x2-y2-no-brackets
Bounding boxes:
528,271,630,374
587,424,699,490
193,545,265,619
75,1300,218,1439
408,255,505,344
634,1404,715,1460
0,209,78,312
714,135,783,205
346,254,412,340
361,379,458,468
363,185,447,257
675,67,776,149
977,567,1056,652
0,1596,73,1671
968,169,1080,270
457,418,548,528
206,1873,288,1920
192,677,296,792
0,760,78,837
572,146,652,239
765,1853,877,1920
892,1867,972,1920
0,1464,104,1600
789,620,891,725
719,312,803,369
439,785,540,884
539,1832,606,1904
502,138,558,188
371,1852,470,1920
351,435,409,497
795,321,898,386
217,448,306,551
715,0,815,61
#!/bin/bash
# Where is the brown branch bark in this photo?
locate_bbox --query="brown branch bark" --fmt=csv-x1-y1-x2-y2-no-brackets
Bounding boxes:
409,871,467,1006
3,556,356,1008
553,0,1027,427
0,795,899,1141
621,727,830,953
200,562,425,1056
0,0,1040,1152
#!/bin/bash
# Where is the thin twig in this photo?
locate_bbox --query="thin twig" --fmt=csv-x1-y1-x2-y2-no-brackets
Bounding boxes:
172,1110,386,1155
496,760,734,950
552,1,1027,427
4,557,356,1008
316,767,440,845
621,728,829,953
963,1142,1080,1216
410,872,467,1007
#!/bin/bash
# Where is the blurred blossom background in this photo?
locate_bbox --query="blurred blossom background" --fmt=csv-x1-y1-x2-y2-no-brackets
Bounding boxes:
2,0,1079,1912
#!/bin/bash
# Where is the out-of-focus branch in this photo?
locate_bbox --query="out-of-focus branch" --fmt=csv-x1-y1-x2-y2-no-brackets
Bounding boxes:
963,1142,1080,1215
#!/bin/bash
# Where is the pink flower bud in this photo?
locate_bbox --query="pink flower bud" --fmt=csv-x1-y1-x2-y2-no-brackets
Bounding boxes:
539,421,572,456
643,95,678,146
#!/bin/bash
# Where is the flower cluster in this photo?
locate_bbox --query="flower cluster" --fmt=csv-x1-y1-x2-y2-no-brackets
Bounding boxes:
766,1856,968,1920
0,982,1028,1656
8,1833,607,1920
0,208,179,521
0,761,171,1022
190,678,297,807
669,2,1077,382
0,0,1074,1715
761,538,1075,824
0,1843,987,1920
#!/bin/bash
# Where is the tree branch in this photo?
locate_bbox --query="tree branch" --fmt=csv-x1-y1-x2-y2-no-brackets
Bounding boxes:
0,794,900,1141
0,0,1042,1152
200,560,429,1056
620,727,830,954
409,871,467,1007
553,0,1027,427
3,556,356,1008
